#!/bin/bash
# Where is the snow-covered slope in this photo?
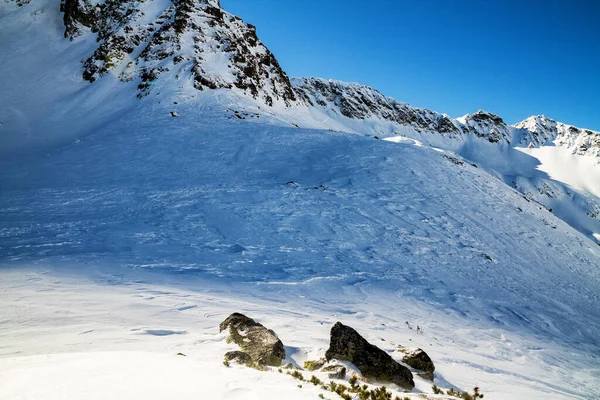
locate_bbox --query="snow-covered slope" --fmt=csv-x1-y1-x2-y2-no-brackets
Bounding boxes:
2,98,600,399
285,78,600,243
1,1,600,399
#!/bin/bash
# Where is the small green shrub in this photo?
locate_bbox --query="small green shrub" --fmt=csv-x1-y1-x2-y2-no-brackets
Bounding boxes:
432,384,443,394
445,386,485,400
310,375,323,386
291,370,305,381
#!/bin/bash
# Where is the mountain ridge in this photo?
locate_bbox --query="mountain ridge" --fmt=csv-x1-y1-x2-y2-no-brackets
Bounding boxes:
2,0,600,244
15,0,599,157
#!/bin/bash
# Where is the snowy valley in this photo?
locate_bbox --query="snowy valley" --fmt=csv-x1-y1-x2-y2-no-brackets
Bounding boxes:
1,0,600,399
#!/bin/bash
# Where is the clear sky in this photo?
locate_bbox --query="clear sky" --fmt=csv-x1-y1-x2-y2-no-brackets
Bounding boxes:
222,0,600,130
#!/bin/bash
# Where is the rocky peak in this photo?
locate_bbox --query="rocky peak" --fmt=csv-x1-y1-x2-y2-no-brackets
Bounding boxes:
61,0,297,105
515,115,600,158
459,110,512,143
513,115,558,146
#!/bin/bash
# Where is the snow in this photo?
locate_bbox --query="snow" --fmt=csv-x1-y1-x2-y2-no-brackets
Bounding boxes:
2,107,600,398
516,145,600,198
1,1,600,399
1,267,599,400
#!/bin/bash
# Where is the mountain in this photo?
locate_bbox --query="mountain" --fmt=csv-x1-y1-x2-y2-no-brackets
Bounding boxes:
1,1,600,399
515,114,600,158
63,0,297,105
292,77,512,144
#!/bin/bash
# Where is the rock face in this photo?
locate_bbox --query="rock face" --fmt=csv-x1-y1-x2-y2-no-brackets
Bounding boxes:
515,115,600,159
59,0,297,105
219,313,285,367
61,0,99,39
292,78,512,144
398,347,435,381
460,110,512,143
325,322,414,390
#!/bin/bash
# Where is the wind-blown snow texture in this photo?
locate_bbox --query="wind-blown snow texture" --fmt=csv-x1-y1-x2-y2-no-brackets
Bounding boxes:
1,1,600,399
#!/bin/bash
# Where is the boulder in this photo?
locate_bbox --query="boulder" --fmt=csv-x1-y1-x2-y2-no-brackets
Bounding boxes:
220,313,285,366
325,322,414,390
322,364,346,380
224,350,252,366
303,358,327,371
398,347,435,381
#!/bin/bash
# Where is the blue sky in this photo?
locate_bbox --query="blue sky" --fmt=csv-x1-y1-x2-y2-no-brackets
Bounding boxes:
222,0,600,130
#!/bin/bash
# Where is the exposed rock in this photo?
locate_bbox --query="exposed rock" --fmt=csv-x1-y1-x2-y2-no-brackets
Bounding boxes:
303,358,326,371
398,346,435,381
60,0,298,105
61,0,99,39
461,110,511,143
219,313,285,366
11,0,32,7
292,78,512,144
322,364,346,380
325,322,414,390
515,115,600,159
224,350,252,366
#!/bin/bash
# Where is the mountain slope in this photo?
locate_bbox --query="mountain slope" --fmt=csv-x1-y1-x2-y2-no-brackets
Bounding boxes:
2,96,600,399
1,1,600,399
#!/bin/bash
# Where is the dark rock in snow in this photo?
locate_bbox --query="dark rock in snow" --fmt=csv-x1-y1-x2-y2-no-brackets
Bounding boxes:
61,0,98,39
398,346,435,381
224,350,252,365
325,322,414,390
322,364,346,380
220,313,285,366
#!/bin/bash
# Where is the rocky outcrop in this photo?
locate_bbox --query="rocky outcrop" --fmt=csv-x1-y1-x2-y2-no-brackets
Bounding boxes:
292,78,512,144
322,364,346,380
398,346,435,381
61,0,99,39
515,115,600,159
325,322,414,390
61,0,297,105
459,110,512,143
220,313,285,367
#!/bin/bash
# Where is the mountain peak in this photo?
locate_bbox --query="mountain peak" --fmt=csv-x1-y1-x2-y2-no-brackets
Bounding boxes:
61,0,297,106
514,115,600,156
